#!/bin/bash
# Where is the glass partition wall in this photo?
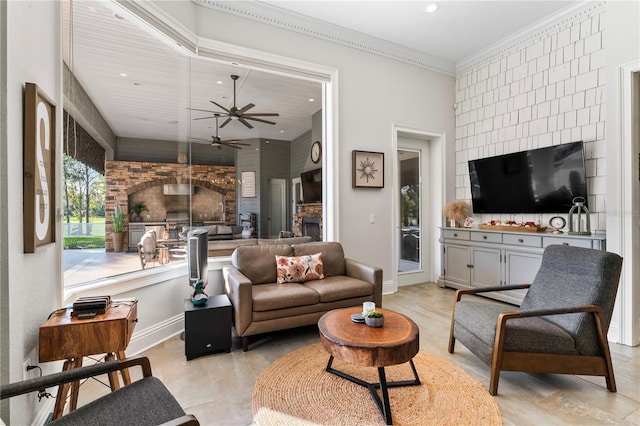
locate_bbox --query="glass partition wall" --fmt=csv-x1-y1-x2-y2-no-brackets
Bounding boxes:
62,0,323,287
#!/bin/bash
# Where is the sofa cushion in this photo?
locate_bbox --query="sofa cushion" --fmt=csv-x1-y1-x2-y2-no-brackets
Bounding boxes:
276,253,324,283
232,244,293,284
252,283,320,311
293,242,346,277
217,225,233,235
303,275,374,303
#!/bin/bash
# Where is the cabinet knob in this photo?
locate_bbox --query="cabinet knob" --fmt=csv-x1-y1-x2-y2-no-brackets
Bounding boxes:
467,264,473,268
518,238,524,243
482,235,487,240
453,233,458,237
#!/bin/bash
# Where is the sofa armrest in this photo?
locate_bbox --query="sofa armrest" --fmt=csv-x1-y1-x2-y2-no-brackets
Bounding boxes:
345,258,383,307
222,266,254,336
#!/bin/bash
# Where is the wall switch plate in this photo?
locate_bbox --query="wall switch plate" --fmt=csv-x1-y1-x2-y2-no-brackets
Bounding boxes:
369,213,376,223
22,358,31,381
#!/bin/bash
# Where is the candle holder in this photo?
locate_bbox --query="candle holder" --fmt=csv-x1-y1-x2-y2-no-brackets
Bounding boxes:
568,196,591,236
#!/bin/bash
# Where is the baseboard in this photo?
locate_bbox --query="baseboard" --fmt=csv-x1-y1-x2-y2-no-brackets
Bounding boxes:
32,399,54,426
127,313,184,356
382,280,395,295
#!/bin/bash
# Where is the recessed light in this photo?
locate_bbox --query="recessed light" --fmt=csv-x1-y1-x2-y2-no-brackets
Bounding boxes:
425,2,440,13
309,98,315,102
280,130,284,133
120,73,127,77
216,81,223,85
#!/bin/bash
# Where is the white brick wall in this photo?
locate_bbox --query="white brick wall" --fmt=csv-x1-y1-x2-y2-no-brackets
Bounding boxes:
454,3,606,230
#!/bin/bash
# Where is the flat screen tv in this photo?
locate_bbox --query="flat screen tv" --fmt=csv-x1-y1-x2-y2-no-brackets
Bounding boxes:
468,141,588,214
301,168,322,203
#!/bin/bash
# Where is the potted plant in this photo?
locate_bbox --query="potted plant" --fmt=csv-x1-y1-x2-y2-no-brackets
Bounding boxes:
112,205,125,252
364,310,384,328
130,201,149,222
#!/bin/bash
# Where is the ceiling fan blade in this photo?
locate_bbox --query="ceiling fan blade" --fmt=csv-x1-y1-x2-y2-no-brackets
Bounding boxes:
193,116,214,121
222,143,243,149
243,116,277,125
238,103,255,113
210,101,231,113
238,117,254,129
219,117,233,128
223,140,250,146
242,112,280,117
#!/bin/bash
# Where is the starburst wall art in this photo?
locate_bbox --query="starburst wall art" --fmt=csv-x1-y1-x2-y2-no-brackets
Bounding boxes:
352,150,384,188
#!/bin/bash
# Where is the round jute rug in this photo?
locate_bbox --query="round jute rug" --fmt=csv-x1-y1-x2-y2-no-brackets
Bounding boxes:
252,343,501,426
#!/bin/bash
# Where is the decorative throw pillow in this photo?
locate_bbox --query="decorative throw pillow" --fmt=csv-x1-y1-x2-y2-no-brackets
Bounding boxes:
276,253,324,283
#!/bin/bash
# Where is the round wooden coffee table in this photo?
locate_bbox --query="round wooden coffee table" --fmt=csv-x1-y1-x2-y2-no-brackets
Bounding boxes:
318,307,420,425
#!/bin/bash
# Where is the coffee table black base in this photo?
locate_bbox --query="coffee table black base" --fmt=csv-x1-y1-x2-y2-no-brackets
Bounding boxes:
325,356,421,425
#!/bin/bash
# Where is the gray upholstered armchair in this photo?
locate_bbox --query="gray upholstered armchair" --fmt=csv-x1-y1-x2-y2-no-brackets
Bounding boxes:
1,356,198,425
448,244,623,396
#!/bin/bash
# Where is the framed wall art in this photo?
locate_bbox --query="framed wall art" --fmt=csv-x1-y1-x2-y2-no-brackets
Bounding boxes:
24,82,56,253
352,150,384,188
241,171,256,197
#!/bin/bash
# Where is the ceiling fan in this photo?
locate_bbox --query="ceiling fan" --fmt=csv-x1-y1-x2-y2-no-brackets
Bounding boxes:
190,74,279,129
191,114,250,150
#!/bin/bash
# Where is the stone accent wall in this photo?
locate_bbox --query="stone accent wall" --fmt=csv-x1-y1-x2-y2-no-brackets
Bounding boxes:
293,203,323,239
105,161,236,251
454,3,606,230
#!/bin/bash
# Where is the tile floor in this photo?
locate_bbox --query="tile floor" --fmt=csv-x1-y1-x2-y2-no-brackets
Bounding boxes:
76,283,640,425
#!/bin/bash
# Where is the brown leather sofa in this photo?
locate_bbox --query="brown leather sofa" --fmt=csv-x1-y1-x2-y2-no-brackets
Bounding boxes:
223,241,383,351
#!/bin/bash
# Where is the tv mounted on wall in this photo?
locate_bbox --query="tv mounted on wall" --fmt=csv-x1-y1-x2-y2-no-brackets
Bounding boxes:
300,168,322,203
468,141,588,214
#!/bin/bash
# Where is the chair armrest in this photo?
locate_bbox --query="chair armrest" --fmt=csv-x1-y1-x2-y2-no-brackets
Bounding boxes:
223,266,253,336
345,258,383,307
160,414,200,426
453,284,530,302
1,355,152,400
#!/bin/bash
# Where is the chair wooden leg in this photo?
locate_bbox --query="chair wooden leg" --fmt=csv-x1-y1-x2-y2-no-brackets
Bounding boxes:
489,313,511,396
448,296,460,353
593,309,617,392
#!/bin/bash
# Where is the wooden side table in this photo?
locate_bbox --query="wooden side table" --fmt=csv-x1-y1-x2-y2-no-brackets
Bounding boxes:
39,301,138,420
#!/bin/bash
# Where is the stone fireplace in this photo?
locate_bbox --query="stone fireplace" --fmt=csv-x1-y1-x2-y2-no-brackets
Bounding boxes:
105,161,236,251
293,203,323,241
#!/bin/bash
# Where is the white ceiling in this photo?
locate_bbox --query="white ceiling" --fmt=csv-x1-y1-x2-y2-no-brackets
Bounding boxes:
65,0,581,156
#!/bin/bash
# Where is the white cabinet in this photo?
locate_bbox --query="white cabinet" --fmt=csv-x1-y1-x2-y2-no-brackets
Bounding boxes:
439,227,605,305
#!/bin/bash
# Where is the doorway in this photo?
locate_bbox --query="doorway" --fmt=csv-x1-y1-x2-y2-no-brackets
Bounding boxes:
395,134,432,287
268,179,287,238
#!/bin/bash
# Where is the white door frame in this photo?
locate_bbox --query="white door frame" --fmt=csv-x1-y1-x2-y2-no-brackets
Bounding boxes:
610,60,640,345
268,178,287,238
391,125,446,292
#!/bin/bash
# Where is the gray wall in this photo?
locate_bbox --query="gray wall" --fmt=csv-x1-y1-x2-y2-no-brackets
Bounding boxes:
235,138,261,233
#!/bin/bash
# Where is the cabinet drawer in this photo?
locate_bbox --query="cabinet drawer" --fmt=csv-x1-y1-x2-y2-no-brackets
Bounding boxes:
503,234,542,248
443,230,470,241
543,237,592,249
471,232,502,244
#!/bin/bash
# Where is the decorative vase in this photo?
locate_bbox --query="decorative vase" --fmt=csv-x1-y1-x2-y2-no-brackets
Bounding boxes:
365,316,384,328
112,231,124,252
133,216,142,222
190,279,208,306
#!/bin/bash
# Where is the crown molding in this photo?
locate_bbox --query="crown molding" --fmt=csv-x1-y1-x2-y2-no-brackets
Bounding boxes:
456,1,605,74
192,0,456,76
